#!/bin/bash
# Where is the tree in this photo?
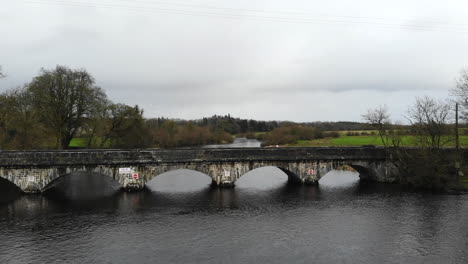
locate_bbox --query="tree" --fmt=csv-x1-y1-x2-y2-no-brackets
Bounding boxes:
0,87,52,149
0,66,5,79
406,96,453,148
362,105,404,148
27,65,107,149
90,103,150,148
451,68,468,120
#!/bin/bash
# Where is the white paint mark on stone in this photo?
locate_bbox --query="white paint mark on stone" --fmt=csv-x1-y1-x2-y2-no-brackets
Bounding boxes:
119,168,133,173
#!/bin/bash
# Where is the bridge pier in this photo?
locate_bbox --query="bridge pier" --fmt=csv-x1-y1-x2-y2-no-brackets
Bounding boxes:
211,179,235,188
208,163,246,188
303,176,319,185
121,180,146,191
276,162,320,185
116,166,148,192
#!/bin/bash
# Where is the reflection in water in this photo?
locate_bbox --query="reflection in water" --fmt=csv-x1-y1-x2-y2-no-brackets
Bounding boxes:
0,177,22,205
146,169,212,193
1,169,468,264
43,172,122,201
320,170,360,187
236,166,289,190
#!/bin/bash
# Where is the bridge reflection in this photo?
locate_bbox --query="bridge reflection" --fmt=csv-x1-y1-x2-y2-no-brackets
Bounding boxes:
0,167,336,213
0,183,326,216
0,177,21,205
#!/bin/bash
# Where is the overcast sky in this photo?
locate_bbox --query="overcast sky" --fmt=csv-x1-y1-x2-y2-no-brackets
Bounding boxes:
1,0,468,122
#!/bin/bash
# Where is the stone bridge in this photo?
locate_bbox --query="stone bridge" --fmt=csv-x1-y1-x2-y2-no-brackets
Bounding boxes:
0,147,405,193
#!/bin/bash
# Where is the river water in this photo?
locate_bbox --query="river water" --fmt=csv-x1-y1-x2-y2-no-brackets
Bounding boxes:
203,138,262,148
1,141,468,263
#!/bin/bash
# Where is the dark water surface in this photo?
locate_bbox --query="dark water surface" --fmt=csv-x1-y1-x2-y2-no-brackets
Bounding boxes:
1,168,468,264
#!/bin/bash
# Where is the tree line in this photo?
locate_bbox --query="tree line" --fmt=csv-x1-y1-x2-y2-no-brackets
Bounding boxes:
0,65,382,150
146,116,376,134
0,66,240,149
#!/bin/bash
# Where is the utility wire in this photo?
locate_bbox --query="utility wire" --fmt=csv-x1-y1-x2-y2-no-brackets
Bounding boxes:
112,0,468,28
21,0,468,34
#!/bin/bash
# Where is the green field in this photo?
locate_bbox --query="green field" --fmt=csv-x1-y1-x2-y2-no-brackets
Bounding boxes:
69,138,88,148
69,137,111,148
290,135,468,147
333,130,378,135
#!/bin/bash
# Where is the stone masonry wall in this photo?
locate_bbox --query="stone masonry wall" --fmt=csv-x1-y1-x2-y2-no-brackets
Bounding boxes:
0,147,462,193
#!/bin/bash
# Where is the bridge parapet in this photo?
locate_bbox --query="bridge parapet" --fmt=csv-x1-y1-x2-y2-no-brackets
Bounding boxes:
0,147,388,167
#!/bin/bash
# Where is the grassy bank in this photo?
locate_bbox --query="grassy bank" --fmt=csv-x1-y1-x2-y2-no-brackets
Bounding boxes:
289,135,468,147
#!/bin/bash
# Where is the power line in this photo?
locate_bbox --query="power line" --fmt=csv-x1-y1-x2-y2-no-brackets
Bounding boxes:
21,0,468,34
113,0,468,28
22,0,467,32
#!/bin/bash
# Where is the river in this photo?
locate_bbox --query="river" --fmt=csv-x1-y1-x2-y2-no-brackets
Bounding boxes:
0,140,467,263
203,137,262,148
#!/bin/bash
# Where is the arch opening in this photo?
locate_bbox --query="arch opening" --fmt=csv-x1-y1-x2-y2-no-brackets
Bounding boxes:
347,165,372,180
236,166,290,190
277,167,302,183
146,169,212,193
42,171,122,199
318,165,360,188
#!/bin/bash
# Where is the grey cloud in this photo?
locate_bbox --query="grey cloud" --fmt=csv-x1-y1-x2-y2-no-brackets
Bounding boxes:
1,0,468,122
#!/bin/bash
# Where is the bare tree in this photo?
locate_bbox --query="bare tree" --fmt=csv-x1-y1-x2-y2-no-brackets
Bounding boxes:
451,68,468,120
406,96,453,149
362,105,402,147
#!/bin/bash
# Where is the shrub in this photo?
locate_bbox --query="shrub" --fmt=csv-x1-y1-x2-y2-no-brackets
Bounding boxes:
262,126,324,146
323,131,340,138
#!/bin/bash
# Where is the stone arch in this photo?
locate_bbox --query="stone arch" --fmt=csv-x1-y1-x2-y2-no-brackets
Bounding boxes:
0,165,124,193
315,161,382,182
147,163,250,188
316,161,348,179
145,165,213,184
234,165,297,183
277,167,302,183
347,165,372,180
238,161,317,184
347,161,398,183
0,167,61,193
41,165,121,192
